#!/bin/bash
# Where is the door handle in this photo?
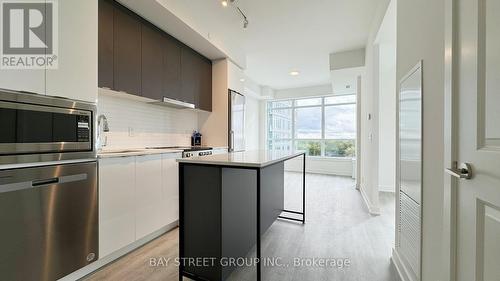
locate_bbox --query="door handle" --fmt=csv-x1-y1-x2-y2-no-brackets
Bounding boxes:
445,162,472,179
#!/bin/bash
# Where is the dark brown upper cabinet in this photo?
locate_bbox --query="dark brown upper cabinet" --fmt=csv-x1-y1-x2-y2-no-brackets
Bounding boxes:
98,0,212,111
198,57,212,111
113,4,141,96
181,47,212,110
180,47,199,105
141,23,163,100
162,35,182,102
98,0,114,89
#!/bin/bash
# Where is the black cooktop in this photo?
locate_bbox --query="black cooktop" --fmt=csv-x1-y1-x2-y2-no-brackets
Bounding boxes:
146,146,213,152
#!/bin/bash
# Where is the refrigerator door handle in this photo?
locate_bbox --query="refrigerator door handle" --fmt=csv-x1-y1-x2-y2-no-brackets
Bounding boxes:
230,130,235,152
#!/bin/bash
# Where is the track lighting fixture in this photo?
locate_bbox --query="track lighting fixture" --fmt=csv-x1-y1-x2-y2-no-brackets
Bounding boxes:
220,0,249,29
237,7,249,29
221,0,234,7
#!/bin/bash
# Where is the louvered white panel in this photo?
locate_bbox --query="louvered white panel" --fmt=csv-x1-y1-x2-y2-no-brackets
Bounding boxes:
398,191,421,279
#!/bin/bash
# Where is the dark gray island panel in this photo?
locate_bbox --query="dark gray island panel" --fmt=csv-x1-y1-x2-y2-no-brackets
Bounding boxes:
221,168,257,280
260,162,285,236
182,165,222,280
178,151,305,281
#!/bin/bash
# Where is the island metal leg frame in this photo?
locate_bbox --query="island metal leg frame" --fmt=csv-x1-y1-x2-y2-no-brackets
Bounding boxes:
256,152,306,281
276,152,306,224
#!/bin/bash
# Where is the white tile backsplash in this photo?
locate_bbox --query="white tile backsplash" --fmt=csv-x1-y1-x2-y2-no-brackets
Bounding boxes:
97,92,198,149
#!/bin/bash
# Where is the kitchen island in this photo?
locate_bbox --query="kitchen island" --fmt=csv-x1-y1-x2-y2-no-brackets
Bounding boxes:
177,150,306,281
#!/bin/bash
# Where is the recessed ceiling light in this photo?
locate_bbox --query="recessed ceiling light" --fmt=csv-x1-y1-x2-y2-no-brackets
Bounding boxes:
240,78,245,82
221,0,228,7
289,71,300,76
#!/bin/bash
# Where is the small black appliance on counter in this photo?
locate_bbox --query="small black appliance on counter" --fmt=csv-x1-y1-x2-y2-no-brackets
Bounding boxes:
191,131,202,146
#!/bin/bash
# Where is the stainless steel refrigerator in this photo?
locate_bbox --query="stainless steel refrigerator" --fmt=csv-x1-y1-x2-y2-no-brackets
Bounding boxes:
228,89,246,152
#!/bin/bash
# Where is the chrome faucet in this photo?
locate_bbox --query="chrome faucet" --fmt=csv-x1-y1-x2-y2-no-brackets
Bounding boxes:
98,114,109,132
97,114,110,149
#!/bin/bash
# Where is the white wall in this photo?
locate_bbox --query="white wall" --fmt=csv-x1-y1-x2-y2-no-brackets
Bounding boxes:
259,100,268,150
199,58,263,150
198,59,230,147
396,0,445,279
377,44,397,193
274,84,333,99
244,96,261,150
97,90,198,149
329,49,366,71
359,0,390,214
376,0,397,193
285,157,353,177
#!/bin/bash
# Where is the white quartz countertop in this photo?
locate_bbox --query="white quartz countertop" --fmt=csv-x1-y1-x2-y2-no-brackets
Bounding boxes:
98,148,183,158
176,150,304,168
97,146,228,159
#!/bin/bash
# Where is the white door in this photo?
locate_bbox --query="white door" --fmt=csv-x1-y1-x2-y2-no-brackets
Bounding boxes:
452,0,500,279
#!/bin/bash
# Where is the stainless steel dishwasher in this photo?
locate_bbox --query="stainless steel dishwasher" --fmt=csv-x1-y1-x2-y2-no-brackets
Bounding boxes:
0,161,98,281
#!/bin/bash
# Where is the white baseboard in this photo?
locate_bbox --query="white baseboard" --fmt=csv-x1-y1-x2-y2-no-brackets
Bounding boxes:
359,186,381,215
59,221,178,281
391,248,416,281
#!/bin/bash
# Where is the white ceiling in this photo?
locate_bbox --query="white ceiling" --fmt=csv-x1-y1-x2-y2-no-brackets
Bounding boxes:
122,0,381,90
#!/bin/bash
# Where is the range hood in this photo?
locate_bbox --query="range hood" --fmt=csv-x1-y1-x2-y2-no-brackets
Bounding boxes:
150,97,195,109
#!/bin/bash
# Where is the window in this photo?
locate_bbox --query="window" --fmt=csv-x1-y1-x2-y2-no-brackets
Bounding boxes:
295,107,322,139
267,95,356,158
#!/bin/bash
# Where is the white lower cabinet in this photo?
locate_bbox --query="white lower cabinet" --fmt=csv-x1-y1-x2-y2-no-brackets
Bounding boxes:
161,153,182,225
98,157,136,258
135,154,163,240
98,152,181,259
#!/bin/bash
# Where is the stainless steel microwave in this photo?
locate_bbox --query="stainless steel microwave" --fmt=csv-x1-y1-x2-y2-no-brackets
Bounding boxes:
0,89,96,165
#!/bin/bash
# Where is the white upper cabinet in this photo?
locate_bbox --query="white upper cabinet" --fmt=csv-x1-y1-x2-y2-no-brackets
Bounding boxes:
0,0,97,103
0,70,45,95
0,0,46,95
135,154,164,240
46,0,98,103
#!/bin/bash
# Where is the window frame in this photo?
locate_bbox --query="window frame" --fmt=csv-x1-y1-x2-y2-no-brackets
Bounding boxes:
267,94,356,159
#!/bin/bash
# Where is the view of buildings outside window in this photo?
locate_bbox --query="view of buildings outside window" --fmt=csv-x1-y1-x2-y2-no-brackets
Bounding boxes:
267,94,356,158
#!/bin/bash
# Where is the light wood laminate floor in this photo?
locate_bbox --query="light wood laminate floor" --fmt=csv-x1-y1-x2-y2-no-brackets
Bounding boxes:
85,172,399,281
